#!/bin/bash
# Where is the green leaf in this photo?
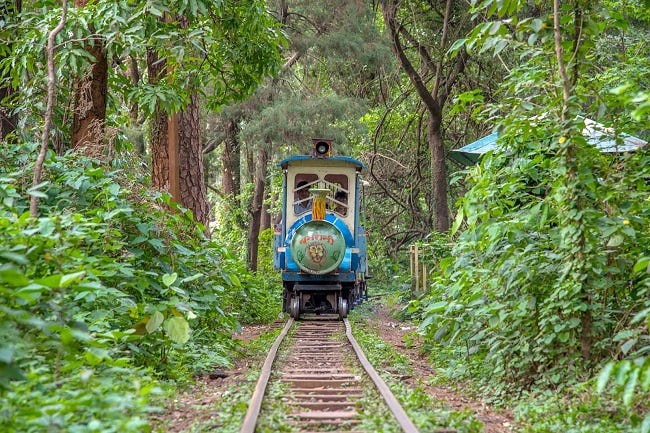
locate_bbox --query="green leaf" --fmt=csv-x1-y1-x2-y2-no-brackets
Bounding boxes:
631,308,650,325
163,316,191,344
0,348,13,364
85,348,109,366
60,271,86,288
229,273,241,286
0,252,28,265
34,274,62,289
447,38,467,56
14,283,48,302
162,273,178,287
38,219,56,236
597,362,615,393
0,363,26,381
530,18,543,32
27,181,50,198
641,414,650,433
623,367,639,407
148,238,165,250
180,273,203,283
0,267,29,287
425,301,448,314
606,234,624,248
146,311,164,333
634,257,650,273
621,338,637,355
174,244,195,255
451,208,464,236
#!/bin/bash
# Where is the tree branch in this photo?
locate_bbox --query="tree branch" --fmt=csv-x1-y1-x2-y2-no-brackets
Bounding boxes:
30,0,68,218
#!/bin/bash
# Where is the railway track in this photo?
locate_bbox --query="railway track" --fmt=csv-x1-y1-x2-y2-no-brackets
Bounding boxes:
240,316,420,433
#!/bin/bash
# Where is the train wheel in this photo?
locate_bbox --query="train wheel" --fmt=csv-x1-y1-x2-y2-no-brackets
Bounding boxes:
290,296,300,319
338,297,348,319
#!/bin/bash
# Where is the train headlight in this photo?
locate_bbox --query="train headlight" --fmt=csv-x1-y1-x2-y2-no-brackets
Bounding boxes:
311,138,332,158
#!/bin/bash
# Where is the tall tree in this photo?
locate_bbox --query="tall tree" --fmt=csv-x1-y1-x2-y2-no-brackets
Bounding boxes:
222,117,242,198
141,0,283,226
380,0,471,232
219,0,390,265
247,145,269,270
70,0,108,154
30,0,67,217
178,93,209,225
416,0,650,393
146,46,179,200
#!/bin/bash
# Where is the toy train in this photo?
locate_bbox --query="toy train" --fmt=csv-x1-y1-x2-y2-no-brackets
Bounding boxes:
274,139,369,319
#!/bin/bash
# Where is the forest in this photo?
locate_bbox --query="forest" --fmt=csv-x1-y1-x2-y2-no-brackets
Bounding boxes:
1,0,649,432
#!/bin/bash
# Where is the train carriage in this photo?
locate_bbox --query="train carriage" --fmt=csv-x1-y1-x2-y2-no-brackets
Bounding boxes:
274,139,368,319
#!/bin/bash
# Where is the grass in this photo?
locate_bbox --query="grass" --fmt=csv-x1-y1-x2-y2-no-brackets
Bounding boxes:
348,301,483,433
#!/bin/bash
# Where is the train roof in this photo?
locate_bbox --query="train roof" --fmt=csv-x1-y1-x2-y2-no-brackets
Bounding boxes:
278,155,366,171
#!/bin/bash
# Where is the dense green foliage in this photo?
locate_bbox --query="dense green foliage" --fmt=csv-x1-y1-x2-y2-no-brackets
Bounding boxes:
410,0,650,430
0,143,280,431
1,0,284,147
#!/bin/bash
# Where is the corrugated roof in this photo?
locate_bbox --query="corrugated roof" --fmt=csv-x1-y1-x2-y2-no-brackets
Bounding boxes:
449,119,647,166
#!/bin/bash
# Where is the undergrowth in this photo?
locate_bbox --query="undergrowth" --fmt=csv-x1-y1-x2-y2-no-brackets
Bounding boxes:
0,144,281,431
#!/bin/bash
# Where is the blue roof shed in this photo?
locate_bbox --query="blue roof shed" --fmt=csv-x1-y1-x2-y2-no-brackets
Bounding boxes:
449,119,647,166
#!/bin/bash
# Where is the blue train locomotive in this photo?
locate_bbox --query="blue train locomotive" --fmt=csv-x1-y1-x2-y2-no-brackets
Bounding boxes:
274,139,369,319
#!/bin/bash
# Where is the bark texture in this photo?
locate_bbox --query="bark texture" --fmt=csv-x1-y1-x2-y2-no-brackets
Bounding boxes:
222,118,241,197
247,147,269,271
71,25,108,154
146,47,173,194
178,93,210,226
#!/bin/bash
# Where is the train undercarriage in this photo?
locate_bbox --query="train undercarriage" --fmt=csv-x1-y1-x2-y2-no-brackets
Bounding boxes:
282,281,367,320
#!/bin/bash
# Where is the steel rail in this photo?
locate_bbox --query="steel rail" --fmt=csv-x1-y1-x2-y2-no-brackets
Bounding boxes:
344,318,420,433
240,318,294,433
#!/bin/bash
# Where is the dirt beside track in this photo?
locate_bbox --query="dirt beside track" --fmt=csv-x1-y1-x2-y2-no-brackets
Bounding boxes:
365,302,515,433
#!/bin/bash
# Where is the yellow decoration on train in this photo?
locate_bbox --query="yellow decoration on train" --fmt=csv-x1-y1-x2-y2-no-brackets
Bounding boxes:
311,188,329,220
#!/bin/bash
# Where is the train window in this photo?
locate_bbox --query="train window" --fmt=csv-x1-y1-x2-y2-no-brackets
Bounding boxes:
324,174,349,217
333,190,348,216
294,174,318,215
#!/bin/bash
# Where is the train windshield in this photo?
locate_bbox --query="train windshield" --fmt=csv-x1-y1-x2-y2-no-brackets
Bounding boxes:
293,174,349,217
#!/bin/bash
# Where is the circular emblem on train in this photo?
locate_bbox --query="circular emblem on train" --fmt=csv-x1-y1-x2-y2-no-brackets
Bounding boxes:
290,220,346,274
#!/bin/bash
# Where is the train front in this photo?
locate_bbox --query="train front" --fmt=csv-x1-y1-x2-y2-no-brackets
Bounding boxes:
274,139,368,319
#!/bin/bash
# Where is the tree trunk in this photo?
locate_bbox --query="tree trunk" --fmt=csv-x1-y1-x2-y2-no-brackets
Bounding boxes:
261,201,271,231
147,47,174,195
71,2,108,155
178,93,210,226
30,0,67,217
127,55,140,125
380,0,467,233
147,17,206,226
222,117,241,198
0,0,21,140
428,114,450,231
247,147,268,271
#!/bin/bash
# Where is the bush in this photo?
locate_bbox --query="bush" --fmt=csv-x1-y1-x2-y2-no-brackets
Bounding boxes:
0,144,278,430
